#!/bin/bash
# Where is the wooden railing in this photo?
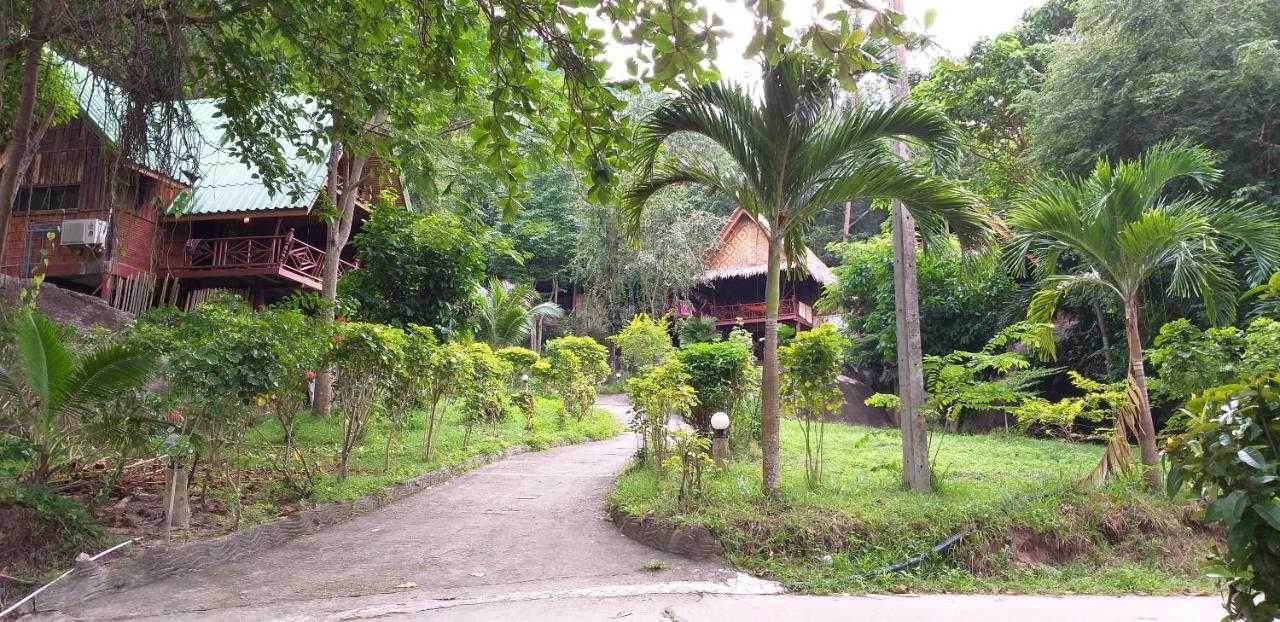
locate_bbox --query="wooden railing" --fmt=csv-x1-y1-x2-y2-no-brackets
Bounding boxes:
179,232,357,285
708,298,816,325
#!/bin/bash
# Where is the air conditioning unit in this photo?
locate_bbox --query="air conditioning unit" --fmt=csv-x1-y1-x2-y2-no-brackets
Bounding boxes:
60,219,109,247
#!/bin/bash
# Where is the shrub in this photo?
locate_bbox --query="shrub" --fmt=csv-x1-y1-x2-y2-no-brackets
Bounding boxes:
626,359,697,469
1166,373,1280,622
544,335,609,420
346,206,486,337
420,340,466,461
676,316,719,345
329,321,405,480
611,313,674,373
495,346,539,387
534,348,588,425
779,325,848,489
460,343,512,443
674,339,753,434
1150,318,1280,404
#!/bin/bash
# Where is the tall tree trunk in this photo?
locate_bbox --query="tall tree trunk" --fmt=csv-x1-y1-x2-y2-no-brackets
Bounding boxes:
1093,301,1115,378
0,16,46,259
1123,298,1161,487
761,234,782,496
312,109,385,417
888,0,930,492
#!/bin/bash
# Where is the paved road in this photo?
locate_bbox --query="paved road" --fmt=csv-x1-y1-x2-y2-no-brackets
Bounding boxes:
35,395,1222,621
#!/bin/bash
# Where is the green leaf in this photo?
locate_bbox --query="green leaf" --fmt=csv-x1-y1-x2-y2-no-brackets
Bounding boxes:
1238,447,1268,470
1254,500,1280,531
1206,490,1247,526
923,7,937,30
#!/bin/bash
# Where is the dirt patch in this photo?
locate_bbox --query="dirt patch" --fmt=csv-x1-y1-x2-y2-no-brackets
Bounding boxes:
1007,527,1094,568
0,502,101,605
956,495,1212,578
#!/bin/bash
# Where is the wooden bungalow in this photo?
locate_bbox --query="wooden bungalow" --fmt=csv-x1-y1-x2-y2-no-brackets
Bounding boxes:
2,62,389,312
689,207,838,338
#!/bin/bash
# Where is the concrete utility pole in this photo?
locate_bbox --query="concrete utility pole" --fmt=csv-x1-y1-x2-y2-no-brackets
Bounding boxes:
888,0,931,492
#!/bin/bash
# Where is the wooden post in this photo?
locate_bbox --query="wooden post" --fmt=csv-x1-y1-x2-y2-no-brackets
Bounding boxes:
889,0,931,492
164,462,191,537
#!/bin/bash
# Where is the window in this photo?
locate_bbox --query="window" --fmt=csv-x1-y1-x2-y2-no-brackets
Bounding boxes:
14,185,80,213
128,174,155,212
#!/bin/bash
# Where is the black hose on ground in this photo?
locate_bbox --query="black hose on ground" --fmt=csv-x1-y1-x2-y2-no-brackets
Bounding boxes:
856,527,973,578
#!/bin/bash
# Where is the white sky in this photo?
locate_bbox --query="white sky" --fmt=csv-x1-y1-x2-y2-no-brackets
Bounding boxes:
604,0,1045,84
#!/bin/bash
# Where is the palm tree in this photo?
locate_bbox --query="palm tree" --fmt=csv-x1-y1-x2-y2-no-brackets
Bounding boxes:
1006,141,1280,485
0,309,156,484
623,51,991,496
471,278,565,349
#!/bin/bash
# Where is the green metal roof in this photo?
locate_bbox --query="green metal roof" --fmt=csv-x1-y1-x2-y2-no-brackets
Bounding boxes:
65,60,330,216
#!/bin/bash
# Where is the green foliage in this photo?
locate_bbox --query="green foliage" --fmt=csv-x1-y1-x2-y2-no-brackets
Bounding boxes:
572,181,722,336
922,322,1059,432
1241,273,1280,320
419,339,468,462
626,359,698,469
611,313,674,373
544,335,610,389
676,317,720,346
347,208,485,337
1026,0,1280,208
458,343,513,442
485,167,580,283
0,55,78,144
780,325,848,488
0,309,156,484
1011,371,1120,439
495,346,540,384
538,335,608,424
675,339,754,435
1166,374,1280,621
1150,318,1280,404
533,349,587,427
329,321,406,480
471,278,564,349
826,235,1016,386
661,428,712,512
912,0,1075,208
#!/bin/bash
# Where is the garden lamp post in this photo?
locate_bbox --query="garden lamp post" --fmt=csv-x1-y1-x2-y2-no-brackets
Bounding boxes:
711,411,730,467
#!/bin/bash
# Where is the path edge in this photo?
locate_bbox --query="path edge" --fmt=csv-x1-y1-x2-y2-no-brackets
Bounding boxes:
608,507,725,561
29,444,540,613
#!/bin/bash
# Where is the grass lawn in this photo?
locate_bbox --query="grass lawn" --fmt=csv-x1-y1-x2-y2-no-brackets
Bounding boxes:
216,397,622,527
610,418,1213,595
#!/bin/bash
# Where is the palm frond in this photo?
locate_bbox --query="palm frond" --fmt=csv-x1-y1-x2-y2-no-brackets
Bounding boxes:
58,343,156,420
12,309,73,407
621,157,755,237
801,152,991,249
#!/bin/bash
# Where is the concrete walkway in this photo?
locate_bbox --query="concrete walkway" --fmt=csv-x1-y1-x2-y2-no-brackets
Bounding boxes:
35,395,1222,621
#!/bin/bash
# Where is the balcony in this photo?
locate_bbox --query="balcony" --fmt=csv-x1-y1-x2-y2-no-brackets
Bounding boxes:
708,298,816,327
170,233,357,290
